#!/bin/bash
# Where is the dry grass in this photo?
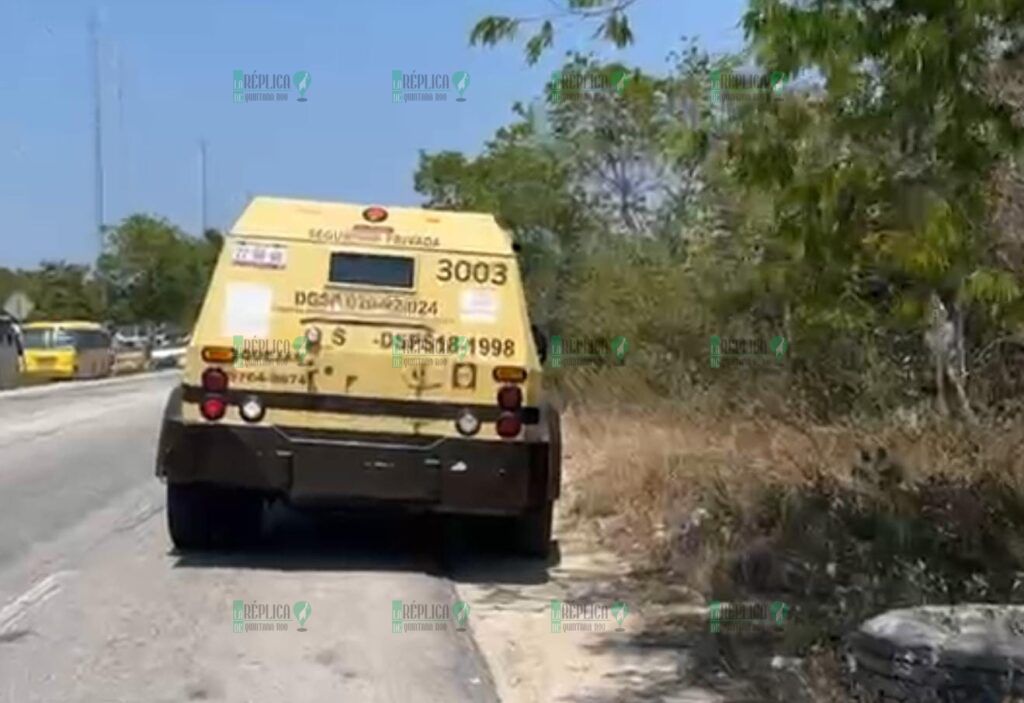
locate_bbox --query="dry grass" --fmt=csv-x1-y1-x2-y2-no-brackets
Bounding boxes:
557,369,1024,699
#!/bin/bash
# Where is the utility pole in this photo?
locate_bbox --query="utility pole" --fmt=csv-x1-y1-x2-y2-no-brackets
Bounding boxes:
91,11,105,243
199,139,208,235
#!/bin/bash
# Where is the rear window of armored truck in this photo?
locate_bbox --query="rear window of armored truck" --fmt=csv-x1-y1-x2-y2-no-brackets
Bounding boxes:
329,252,414,289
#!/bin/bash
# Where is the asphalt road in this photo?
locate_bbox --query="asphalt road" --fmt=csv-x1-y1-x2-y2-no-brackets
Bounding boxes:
0,373,501,703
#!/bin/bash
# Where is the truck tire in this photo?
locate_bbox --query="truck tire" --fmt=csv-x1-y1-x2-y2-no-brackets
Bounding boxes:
546,404,562,501
514,502,553,558
168,483,263,550
168,483,213,550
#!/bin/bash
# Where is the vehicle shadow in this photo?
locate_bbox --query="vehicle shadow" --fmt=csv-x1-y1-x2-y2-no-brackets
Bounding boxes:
170,502,556,586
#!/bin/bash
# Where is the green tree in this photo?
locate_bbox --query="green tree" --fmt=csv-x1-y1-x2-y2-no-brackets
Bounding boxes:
543,49,719,247
414,112,589,323
22,261,104,321
475,0,1024,417
733,0,1024,417
96,215,218,328
471,1,635,65
0,267,31,310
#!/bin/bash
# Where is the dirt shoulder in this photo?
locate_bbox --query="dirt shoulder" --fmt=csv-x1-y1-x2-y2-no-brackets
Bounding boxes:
455,406,723,703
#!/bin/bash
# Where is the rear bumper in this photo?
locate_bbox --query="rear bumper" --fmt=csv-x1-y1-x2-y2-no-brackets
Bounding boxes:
157,418,560,516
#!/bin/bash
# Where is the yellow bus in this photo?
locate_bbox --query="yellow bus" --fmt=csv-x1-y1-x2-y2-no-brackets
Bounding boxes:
21,321,114,381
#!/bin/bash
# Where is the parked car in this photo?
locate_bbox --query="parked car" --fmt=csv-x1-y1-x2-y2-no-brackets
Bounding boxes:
0,313,22,390
150,334,189,370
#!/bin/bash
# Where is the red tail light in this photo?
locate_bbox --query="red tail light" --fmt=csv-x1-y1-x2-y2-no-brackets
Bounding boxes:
496,412,522,438
202,367,228,393
200,395,227,421
497,385,523,410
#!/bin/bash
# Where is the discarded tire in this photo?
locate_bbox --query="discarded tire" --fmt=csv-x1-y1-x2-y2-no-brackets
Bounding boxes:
848,605,1024,702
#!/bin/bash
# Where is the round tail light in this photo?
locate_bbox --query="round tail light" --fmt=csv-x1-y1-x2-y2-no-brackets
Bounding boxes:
239,396,265,423
200,395,227,421
455,409,480,436
497,385,523,410
496,412,522,438
201,367,228,393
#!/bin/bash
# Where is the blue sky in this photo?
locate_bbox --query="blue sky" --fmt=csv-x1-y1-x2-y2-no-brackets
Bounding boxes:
0,0,747,268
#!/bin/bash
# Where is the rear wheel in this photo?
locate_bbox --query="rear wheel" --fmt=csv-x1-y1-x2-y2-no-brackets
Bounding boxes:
167,483,264,550
547,406,562,500
513,502,553,558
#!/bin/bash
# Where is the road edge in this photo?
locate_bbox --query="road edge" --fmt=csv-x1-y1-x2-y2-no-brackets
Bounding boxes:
0,370,181,399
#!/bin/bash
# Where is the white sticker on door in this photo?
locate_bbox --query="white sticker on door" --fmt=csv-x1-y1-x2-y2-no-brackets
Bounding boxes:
223,282,272,337
459,288,499,323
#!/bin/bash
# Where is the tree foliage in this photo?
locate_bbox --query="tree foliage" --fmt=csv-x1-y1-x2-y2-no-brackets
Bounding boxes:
3,215,220,328
96,215,220,327
27,262,105,321
460,1,1024,415
415,108,594,323
470,0,636,65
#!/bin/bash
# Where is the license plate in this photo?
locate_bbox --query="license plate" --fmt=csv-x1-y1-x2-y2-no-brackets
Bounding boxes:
35,356,55,366
232,242,287,269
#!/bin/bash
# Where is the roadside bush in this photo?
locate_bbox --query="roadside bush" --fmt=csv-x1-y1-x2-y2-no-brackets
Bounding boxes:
560,385,1024,699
